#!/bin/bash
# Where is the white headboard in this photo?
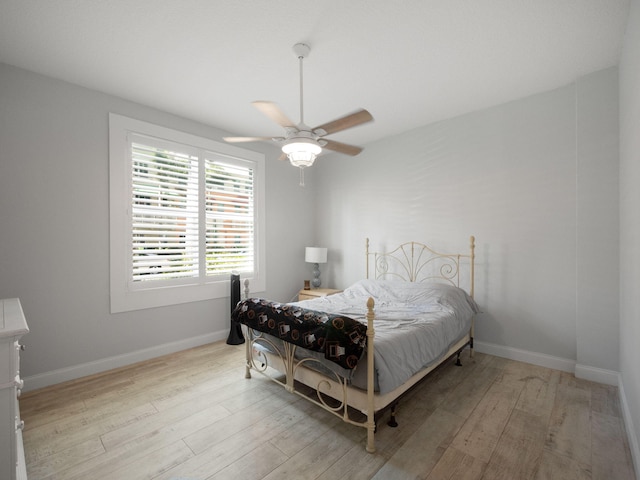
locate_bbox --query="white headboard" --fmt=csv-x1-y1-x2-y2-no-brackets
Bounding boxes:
365,236,475,298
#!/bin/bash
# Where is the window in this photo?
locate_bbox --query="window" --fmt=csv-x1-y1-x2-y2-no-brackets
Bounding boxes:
109,114,265,313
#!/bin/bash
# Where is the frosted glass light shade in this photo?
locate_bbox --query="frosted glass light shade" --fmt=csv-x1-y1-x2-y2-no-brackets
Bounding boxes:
282,140,322,167
305,247,327,264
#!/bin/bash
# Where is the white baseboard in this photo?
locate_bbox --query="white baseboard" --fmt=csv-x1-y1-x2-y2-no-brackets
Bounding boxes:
475,341,620,386
574,363,620,386
22,329,229,392
619,378,640,478
474,340,576,373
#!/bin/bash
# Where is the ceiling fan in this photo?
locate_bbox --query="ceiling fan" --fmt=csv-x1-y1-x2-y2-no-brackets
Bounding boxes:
224,43,373,181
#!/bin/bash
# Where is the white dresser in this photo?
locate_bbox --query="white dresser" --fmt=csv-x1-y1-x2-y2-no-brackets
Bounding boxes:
0,298,29,480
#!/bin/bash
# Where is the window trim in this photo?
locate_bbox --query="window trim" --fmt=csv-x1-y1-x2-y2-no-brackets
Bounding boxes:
109,113,265,313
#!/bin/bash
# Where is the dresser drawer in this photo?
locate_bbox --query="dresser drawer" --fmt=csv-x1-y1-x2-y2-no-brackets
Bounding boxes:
1,298,29,480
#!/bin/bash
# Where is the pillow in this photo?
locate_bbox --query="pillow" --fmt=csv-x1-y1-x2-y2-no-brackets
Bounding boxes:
344,279,479,312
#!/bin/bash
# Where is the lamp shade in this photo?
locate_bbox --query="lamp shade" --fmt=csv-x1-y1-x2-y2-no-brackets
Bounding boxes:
305,247,327,264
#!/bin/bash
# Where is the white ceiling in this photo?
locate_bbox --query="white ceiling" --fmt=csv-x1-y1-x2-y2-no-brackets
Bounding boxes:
0,0,630,148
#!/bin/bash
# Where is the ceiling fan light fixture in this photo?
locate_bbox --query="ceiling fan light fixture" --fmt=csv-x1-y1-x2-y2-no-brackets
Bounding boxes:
224,42,373,184
282,139,322,168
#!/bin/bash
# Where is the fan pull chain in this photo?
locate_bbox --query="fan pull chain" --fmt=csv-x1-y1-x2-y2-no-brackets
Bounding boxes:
299,167,305,186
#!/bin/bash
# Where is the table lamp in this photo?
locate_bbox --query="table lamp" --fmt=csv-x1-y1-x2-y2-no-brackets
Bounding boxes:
305,247,327,288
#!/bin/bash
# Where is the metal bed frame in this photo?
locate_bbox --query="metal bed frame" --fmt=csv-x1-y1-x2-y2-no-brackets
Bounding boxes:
241,236,476,453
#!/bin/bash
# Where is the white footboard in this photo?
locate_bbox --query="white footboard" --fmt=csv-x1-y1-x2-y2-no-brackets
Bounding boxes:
243,296,377,452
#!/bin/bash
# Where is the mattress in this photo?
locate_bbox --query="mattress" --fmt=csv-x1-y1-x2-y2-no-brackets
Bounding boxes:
287,279,479,394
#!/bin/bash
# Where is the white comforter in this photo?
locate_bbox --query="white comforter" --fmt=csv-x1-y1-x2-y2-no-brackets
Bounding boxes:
293,279,479,394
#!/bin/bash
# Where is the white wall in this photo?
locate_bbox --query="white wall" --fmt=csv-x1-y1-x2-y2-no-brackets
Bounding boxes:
0,63,316,387
315,68,619,376
619,0,640,471
576,68,620,375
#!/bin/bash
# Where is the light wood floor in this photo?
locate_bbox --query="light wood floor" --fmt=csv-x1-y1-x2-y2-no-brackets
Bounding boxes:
20,342,636,480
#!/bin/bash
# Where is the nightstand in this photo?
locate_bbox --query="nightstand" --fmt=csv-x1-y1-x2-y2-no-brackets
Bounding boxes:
298,288,342,301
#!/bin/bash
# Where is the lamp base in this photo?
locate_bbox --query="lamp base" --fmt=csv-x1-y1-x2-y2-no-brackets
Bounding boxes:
311,263,321,288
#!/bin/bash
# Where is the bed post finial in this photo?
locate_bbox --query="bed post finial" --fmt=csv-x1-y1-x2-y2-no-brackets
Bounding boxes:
365,238,370,279
243,278,250,300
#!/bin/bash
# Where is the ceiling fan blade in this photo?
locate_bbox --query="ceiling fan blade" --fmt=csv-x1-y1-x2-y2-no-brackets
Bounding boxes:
321,139,363,156
252,101,296,128
313,109,373,136
223,136,274,143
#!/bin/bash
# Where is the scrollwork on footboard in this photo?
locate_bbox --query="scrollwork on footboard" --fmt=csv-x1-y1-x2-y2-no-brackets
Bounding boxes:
294,358,349,413
245,327,352,415
244,331,276,374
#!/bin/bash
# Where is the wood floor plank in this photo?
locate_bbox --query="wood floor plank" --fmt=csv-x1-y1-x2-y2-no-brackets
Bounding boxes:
155,392,339,480
23,401,159,464
38,427,196,480
81,373,194,411
439,354,503,419
313,388,444,480
215,377,284,414
261,420,364,480
266,398,344,457
591,411,636,480
425,446,486,480
313,445,388,480
150,365,252,412
313,389,445,480
24,392,157,444
100,402,231,451
545,379,592,466
19,396,88,431
95,441,194,480
513,367,560,421
407,354,488,412
533,449,592,480
370,408,466,480
591,382,622,418
369,395,436,453
183,382,303,455
449,377,523,463
21,399,89,433
25,436,105,480
206,442,290,480
482,408,547,479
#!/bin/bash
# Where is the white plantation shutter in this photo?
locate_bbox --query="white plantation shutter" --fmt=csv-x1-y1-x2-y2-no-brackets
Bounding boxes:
109,113,265,312
130,138,200,283
205,158,254,276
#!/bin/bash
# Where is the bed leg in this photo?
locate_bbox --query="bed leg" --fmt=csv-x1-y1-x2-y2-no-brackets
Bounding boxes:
244,326,252,379
455,351,463,366
387,402,399,428
470,337,475,358
366,425,376,453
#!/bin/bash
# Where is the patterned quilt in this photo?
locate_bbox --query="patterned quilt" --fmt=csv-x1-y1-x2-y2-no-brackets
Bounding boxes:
231,298,367,370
